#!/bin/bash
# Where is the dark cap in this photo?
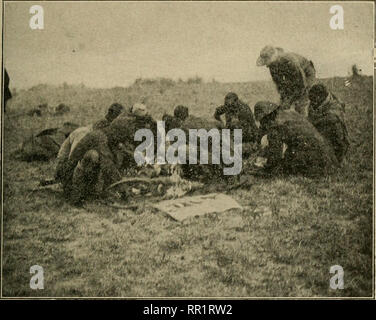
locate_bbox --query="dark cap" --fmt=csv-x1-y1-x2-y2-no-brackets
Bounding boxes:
224,92,239,109
173,105,189,121
106,103,124,122
308,84,329,105
254,101,280,122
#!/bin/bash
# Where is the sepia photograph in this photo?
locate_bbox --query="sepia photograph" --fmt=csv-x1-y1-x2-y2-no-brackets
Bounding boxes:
1,0,374,300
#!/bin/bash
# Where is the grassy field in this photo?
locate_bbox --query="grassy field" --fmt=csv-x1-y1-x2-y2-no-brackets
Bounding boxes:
1,76,373,297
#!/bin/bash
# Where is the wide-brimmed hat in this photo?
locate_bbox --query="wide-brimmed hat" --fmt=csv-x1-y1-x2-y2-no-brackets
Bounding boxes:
254,101,280,121
256,46,284,66
174,105,189,121
308,83,329,104
108,103,124,114
224,92,239,108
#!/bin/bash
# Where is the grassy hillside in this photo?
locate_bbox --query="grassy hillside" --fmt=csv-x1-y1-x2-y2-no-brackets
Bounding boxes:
2,76,373,297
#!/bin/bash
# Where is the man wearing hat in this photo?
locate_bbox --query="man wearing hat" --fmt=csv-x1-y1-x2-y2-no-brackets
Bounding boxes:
254,101,338,177
214,92,259,143
308,84,349,163
256,46,316,117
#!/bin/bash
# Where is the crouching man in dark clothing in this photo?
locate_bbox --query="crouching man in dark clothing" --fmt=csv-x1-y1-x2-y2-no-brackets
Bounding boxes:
214,92,258,143
254,101,338,177
308,84,349,164
214,92,259,158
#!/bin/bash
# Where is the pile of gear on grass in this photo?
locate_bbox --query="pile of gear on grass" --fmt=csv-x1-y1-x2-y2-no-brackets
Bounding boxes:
26,103,71,117
12,45,350,207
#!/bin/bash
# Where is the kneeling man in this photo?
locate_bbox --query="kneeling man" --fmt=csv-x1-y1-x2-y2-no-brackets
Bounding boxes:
254,101,338,177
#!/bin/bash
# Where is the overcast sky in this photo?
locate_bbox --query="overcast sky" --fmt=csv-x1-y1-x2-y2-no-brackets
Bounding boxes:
4,1,374,89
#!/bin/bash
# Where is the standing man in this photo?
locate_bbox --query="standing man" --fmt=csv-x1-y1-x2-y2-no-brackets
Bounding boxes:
256,46,316,117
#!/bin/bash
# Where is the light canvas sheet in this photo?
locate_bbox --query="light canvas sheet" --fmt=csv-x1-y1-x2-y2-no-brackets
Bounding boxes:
153,193,242,221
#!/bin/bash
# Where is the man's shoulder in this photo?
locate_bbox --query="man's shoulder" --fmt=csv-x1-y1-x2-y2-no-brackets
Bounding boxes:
319,111,344,127
283,52,309,62
215,104,227,113
72,125,92,134
275,52,297,63
275,52,311,68
238,100,250,108
70,125,92,140
328,95,345,110
182,115,221,130
238,101,251,113
93,119,111,130
321,98,345,119
276,109,305,122
78,128,107,142
275,110,319,133
270,55,302,75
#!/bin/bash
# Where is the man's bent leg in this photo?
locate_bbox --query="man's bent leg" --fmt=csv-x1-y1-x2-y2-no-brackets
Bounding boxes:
293,93,310,117
70,150,100,205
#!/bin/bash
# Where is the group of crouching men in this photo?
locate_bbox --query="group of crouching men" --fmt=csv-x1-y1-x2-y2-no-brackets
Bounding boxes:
53,46,349,205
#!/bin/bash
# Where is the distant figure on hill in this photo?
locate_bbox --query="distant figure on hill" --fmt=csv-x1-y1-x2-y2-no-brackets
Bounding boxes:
351,64,362,78
256,46,316,117
27,108,42,117
54,103,71,116
26,103,49,117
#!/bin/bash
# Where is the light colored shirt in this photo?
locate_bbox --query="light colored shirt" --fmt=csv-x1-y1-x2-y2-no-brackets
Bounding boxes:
56,125,93,163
